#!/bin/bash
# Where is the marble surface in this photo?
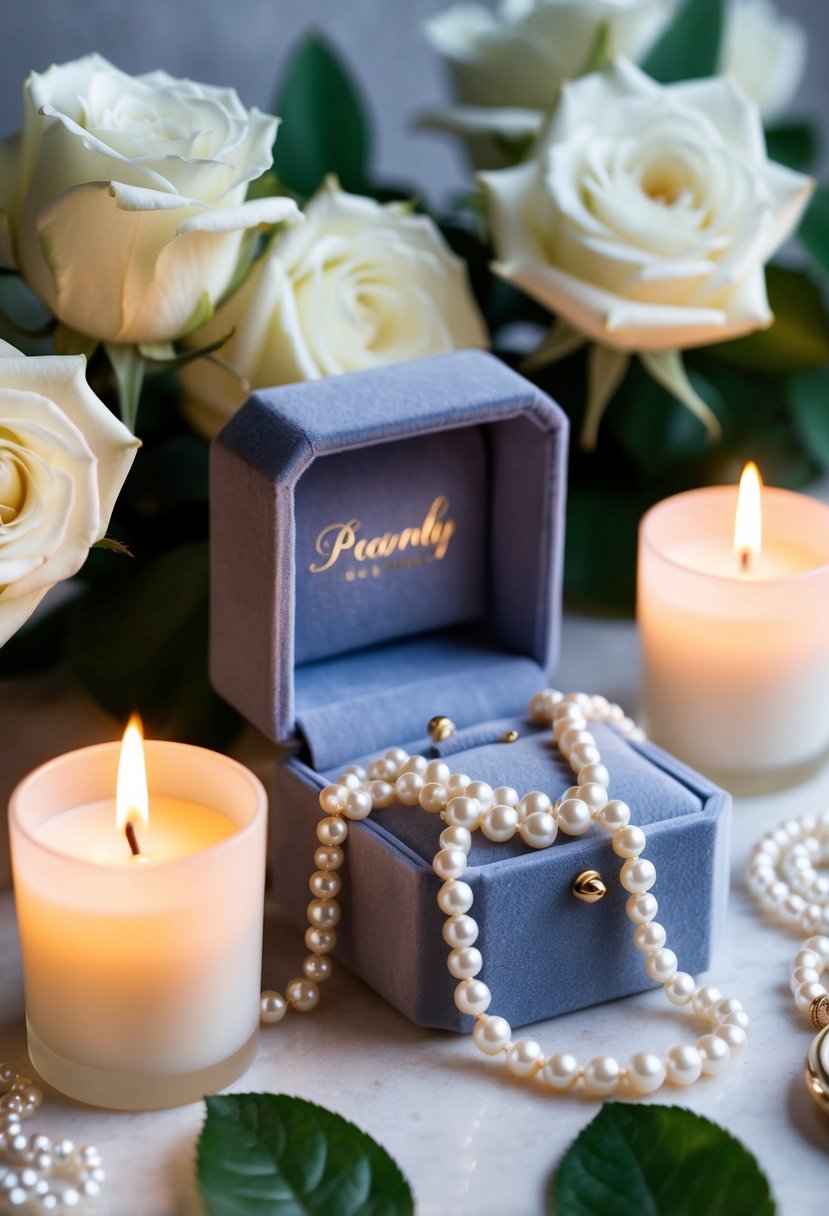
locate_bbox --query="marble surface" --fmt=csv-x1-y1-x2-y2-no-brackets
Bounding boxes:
1,612,828,1214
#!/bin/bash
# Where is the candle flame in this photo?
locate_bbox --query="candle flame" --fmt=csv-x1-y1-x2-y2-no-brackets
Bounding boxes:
734,461,762,568
116,714,149,832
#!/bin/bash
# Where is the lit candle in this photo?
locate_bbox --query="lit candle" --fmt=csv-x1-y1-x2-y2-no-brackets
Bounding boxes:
9,720,267,1110
638,468,829,782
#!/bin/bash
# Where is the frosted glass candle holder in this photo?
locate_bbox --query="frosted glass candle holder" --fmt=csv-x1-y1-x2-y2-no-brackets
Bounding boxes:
9,741,267,1110
638,486,829,786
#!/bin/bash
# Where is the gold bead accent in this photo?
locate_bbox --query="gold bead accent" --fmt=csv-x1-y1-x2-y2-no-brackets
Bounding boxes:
428,715,456,742
498,729,519,743
805,1025,829,1115
810,994,829,1031
571,869,607,904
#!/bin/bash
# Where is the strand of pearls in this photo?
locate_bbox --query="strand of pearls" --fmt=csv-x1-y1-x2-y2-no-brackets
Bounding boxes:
0,1063,103,1211
261,689,747,1098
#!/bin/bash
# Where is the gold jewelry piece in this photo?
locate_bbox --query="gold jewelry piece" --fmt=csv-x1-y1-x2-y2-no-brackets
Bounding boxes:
805,1026,829,1116
498,729,519,744
428,715,456,743
571,869,607,904
810,995,829,1031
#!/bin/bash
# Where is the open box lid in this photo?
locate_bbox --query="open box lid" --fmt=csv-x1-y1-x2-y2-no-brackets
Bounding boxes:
210,351,568,771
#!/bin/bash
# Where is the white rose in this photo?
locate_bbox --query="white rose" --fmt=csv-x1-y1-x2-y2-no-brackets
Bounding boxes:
0,342,139,646
180,181,488,439
720,0,806,122
423,0,669,162
480,58,813,353
0,54,300,345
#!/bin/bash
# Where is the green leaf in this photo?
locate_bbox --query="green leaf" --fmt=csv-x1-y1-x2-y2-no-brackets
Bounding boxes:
582,344,629,450
92,536,133,556
179,291,215,338
606,360,711,474
640,349,720,439
798,186,829,278
765,121,818,172
577,23,612,76
139,330,235,373
66,541,238,748
103,342,145,432
274,32,372,197
641,0,723,83
786,368,829,467
197,1093,414,1216
710,265,829,373
521,319,585,373
550,1102,775,1216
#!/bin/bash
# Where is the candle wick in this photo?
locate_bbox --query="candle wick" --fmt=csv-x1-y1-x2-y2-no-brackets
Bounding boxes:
740,548,751,573
125,820,141,857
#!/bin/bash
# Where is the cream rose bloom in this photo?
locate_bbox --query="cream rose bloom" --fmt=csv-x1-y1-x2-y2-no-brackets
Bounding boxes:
720,0,806,122
480,58,813,353
423,0,669,160
0,54,300,345
180,181,488,439
0,342,139,646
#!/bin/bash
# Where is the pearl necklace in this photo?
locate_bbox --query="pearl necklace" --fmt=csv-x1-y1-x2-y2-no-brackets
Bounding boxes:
746,817,829,1113
0,1063,104,1210
261,690,748,1096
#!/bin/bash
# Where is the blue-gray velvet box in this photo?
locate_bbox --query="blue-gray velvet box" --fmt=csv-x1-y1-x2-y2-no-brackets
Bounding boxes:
210,350,730,1032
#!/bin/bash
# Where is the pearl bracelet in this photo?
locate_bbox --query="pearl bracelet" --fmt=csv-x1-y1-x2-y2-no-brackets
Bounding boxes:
261,690,748,1097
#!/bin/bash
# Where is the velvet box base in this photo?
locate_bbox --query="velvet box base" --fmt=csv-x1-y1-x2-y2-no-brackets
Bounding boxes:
271,715,730,1032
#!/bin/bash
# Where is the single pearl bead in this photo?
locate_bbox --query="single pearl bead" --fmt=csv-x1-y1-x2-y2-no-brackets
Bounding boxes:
696,1034,730,1075
447,946,483,979
560,727,595,755
442,914,479,949
303,954,333,982
340,764,367,780
447,773,471,792
385,746,409,768
369,780,396,809
426,759,451,785
466,781,495,810
305,926,336,953
319,785,348,814
626,892,658,924
613,825,646,859
665,1044,702,1086
367,758,397,782
505,1039,543,1078
400,755,428,777
559,786,582,802
721,1011,751,1033
633,922,666,954
307,898,341,929
260,991,287,1023
493,786,519,807
287,978,320,1012
597,799,630,833
578,782,608,814
591,694,611,719
583,1056,621,1097
396,772,424,806
578,763,610,789
530,690,561,723
792,966,822,991
437,879,474,916
715,1024,747,1054
571,743,601,768
343,789,372,820
454,979,492,1015
691,985,722,1017
794,949,820,971
780,894,807,924
711,996,744,1023
433,847,467,880
627,1052,666,1095
309,870,341,899
520,811,558,849
473,1015,512,1056
795,980,826,1012
314,846,345,871
317,817,348,846
620,858,656,894
516,791,552,823
439,826,472,854
554,702,584,723
540,1052,580,1090
481,805,519,843
554,717,584,744
420,783,447,814
646,948,678,983
555,798,592,836
664,972,696,1005
337,773,362,791
445,796,482,831
804,935,829,959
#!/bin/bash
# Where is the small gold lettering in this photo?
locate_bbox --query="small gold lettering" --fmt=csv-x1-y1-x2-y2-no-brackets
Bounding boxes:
309,497,456,574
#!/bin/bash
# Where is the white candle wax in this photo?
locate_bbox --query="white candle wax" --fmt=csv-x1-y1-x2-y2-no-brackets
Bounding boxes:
9,740,267,1110
638,486,829,780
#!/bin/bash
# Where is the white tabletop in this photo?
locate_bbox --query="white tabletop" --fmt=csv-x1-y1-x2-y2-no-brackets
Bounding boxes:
1,613,828,1215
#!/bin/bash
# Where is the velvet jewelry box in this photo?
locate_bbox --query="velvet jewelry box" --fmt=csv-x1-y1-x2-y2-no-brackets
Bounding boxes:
210,350,730,1032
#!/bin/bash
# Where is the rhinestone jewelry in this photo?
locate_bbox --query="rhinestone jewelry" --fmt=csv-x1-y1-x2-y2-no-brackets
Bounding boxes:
0,1063,104,1210
261,690,748,1096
